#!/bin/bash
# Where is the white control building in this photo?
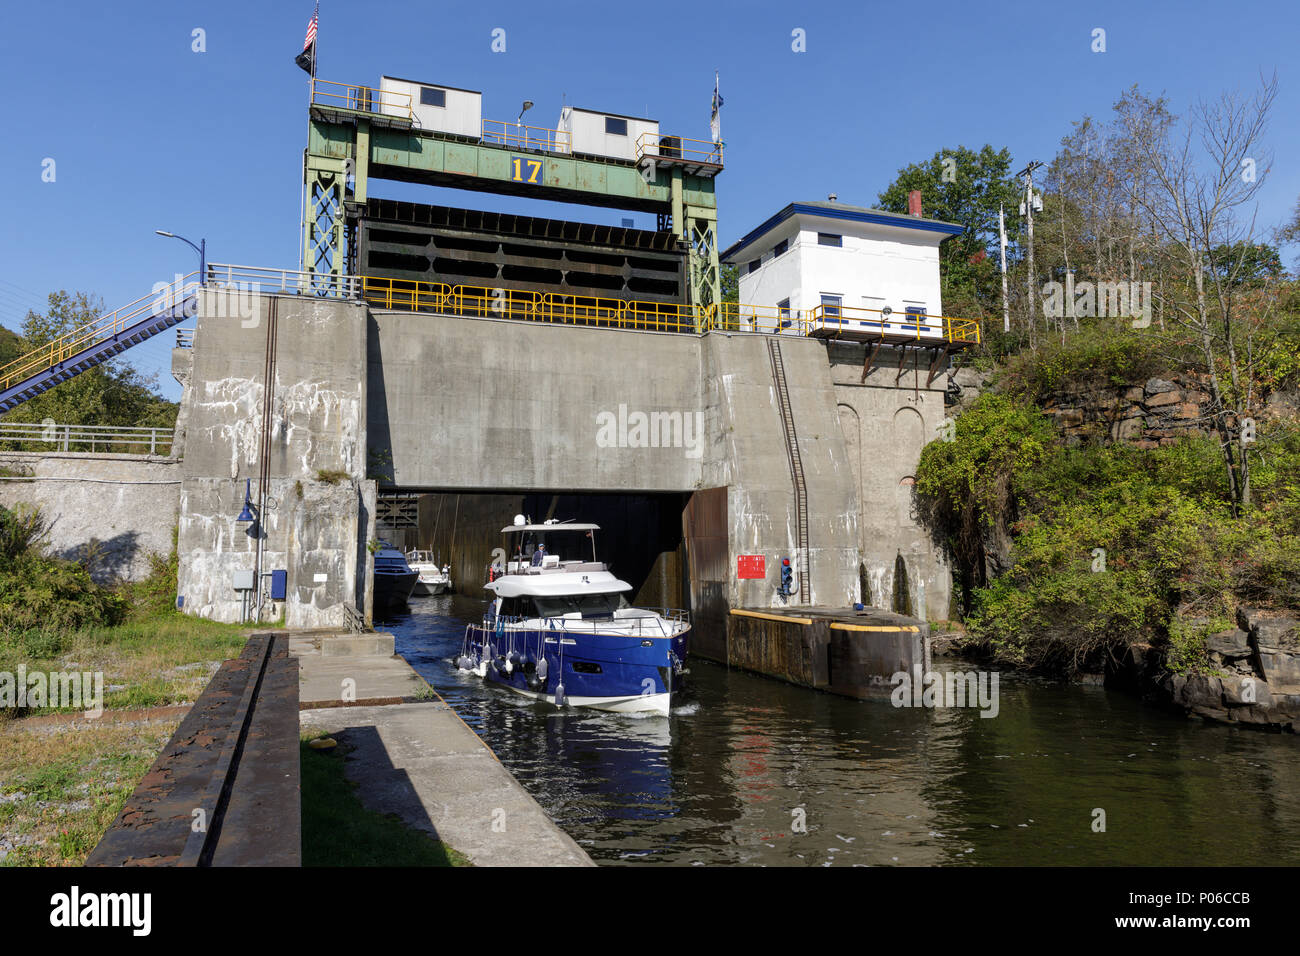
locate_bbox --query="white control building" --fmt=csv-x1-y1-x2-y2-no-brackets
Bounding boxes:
721,200,963,339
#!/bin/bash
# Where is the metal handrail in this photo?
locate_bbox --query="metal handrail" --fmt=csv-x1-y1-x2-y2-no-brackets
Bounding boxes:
470,608,691,638
0,272,200,392
708,301,810,336
0,422,174,455
358,273,983,342
805,303,982,344
481,118,571,154
636,131,723,167
310,78,414,124
206,262,361,298
360,276,702,333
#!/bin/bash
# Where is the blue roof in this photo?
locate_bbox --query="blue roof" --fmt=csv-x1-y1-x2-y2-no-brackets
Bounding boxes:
721,201,964,262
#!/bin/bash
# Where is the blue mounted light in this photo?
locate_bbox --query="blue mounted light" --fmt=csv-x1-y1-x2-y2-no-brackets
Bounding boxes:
236,478,255,523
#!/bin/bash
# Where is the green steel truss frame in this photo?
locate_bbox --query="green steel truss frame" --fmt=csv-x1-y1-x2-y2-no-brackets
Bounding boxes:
302,107,721,318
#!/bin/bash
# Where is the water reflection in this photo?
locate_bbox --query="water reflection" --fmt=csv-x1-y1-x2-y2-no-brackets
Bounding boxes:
381,595,1300,866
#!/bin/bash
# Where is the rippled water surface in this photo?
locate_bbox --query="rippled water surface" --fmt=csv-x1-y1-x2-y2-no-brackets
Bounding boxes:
382,595,1300,866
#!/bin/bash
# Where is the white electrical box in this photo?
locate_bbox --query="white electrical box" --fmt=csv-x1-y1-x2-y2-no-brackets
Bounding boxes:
233,569,255,591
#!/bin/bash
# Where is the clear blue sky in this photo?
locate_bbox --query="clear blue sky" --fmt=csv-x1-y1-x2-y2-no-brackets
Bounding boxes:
3,0,1298,399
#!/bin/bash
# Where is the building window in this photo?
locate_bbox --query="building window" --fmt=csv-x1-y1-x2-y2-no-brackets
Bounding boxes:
778,298,791,328
748,258,761,274
817,233,842,247
773,239,788,257
821,294,842,319
605,116,628,135
420,87,446,107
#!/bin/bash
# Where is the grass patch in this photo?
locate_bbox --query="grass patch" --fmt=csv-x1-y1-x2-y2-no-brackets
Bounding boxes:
314,468,349,485
0,716,182,866
1,615,249,718
300,732,471,867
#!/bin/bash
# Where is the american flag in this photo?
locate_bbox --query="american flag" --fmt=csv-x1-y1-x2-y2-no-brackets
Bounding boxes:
295,5,318,75
303,8,317,51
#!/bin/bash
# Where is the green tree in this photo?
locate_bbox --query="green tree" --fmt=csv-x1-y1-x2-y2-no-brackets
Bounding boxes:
1207,241,1283,288
876,145,1022,317
720,263,739,305
0,291,178,439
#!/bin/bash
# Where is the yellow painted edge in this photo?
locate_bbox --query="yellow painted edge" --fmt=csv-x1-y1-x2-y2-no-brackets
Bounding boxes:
829,622,920,633
729,608,814,626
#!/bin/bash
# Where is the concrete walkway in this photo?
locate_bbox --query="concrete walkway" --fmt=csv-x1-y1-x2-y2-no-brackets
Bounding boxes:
295,633,593,867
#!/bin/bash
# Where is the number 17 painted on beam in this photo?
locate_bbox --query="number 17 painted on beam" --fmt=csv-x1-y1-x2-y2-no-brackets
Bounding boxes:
511,156,542,184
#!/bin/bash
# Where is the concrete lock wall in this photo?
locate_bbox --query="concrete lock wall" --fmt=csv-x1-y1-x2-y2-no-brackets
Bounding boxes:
368,310,706,492
164,289,949,625
0,452,181,583
174,290,373,627
827,341,951,620
177,476,374,626
700,333,860,609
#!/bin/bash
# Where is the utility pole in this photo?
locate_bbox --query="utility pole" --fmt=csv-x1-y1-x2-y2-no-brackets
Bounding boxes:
998,204,1011,334
1016,161,1044,332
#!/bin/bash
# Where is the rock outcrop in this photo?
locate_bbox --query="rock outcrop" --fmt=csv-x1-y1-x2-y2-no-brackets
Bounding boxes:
1041,373,1218,448
1110,607,1300,731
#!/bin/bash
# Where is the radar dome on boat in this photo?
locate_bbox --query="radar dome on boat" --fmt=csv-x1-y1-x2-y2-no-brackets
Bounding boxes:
513,514,527,526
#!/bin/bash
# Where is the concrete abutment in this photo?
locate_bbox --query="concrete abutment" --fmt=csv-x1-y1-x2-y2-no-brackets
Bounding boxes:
9,288,950,633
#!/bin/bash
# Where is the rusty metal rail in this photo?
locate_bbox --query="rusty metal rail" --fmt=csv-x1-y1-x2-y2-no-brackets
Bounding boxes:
86,632,300,867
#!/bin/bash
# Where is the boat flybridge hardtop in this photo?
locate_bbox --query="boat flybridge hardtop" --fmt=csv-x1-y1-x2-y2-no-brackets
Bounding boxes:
456,516,690,715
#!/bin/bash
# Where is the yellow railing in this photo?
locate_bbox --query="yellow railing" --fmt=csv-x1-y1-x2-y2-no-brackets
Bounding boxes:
359,275,981,343
481,118,571,154
361,277,702,332
636,132,724,167
0,274,200,393
805,304,982,345
707,302,809,335
310,78,414,123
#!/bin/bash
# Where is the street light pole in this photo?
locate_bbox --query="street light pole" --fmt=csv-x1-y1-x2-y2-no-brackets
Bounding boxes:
1014,162,1043,334
155,230,206,284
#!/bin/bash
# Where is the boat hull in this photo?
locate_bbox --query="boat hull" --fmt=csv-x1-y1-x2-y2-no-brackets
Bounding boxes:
412,578,451,596
465,625,690,715
373,570,418,611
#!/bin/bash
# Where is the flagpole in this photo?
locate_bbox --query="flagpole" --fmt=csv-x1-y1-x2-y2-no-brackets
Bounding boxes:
299,3,318,275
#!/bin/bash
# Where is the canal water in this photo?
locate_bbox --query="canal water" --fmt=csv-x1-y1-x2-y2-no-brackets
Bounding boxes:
382,595,1300,866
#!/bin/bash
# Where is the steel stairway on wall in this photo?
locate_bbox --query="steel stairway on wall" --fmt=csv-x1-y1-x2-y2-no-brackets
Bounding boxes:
0,275,199,414
767,338,810,604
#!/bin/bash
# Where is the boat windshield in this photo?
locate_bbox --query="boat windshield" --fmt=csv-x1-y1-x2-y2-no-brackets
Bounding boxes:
532,593,624,619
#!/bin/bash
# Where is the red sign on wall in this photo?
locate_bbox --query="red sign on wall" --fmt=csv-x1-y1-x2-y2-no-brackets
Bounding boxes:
737,554,766,579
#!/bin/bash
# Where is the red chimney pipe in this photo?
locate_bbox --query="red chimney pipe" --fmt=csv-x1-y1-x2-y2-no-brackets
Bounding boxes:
908,190,923,217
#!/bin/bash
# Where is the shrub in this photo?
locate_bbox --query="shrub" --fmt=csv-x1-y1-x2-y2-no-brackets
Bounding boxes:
995,319,1189,401
0,504,127,651
0,553,126,651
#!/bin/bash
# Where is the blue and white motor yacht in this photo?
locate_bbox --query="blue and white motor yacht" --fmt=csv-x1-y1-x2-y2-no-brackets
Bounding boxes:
457,516,689,715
